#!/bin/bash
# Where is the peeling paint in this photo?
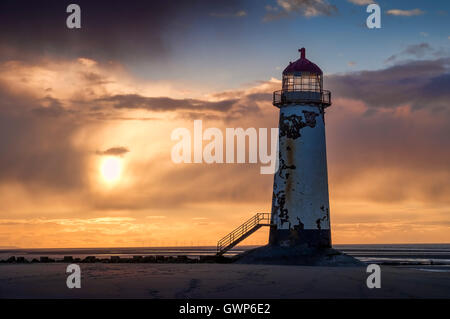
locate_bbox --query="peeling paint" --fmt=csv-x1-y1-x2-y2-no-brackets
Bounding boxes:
272,190,289,226
270,104,331,248
302,110,319,128
279,110,319,140
315,215,328,230
294,217,304,230
277,156,296,179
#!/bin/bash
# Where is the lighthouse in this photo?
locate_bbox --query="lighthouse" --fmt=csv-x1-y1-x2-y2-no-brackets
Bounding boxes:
269,48,332,248
220,48,360,264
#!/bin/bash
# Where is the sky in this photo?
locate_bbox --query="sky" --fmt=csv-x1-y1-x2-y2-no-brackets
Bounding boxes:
0,0,449,248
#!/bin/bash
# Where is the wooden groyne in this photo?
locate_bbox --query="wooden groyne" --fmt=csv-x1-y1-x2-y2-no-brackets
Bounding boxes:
0,255,234,264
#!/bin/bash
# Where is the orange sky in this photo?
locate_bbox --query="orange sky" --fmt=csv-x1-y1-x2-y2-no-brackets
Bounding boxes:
0,57,449,248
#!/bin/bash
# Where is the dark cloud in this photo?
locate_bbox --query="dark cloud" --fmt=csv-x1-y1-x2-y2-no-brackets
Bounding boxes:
385,43,434,63
326,99,450,205
81,72,111,85
32,104,68,117
96,147,130,157
327,57,450,111
245,92,273,101
264,0,338,21
97,94,239,112
93,91,267,123
0,85,85,189
0,0,243,63
31,96,75,118
324,59,450,204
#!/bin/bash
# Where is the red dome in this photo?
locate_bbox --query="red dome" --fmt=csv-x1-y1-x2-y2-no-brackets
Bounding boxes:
283,48,323,75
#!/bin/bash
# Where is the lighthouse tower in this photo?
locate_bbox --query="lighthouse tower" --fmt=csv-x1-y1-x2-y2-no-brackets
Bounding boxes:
269,48,332,249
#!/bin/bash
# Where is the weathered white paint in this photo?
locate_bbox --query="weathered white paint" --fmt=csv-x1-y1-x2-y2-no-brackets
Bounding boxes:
272,103,330,231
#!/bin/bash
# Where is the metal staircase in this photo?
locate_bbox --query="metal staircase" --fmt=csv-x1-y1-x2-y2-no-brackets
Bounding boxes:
217,213,273,256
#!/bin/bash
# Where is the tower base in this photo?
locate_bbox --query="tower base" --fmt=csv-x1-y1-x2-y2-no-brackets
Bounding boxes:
234,245,363,266
269,228,331,248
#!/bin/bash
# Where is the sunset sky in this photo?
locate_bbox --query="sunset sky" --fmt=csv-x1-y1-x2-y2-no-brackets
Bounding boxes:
0,0,449,248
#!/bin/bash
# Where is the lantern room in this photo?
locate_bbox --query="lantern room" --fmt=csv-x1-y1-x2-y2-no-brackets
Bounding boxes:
273,48,331,107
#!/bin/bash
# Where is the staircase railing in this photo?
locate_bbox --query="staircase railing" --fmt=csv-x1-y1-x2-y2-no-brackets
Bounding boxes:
217,213,272,255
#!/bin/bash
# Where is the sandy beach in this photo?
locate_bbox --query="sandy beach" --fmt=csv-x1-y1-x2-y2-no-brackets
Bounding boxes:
1,263,449,298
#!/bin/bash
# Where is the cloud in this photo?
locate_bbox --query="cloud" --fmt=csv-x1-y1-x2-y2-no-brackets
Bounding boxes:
3,53,450,210
347,0,374,5
327,57,450,111
32,100,71,118
0,84,86,190
325,98,450,208
323,57,450,208
264,0,337,21
0,55,274,201
386,9,425,17
96,147,130,157
385,43,434,63
97,94,239,113
402,43,433,57
85,56,450,212
0,0,245,63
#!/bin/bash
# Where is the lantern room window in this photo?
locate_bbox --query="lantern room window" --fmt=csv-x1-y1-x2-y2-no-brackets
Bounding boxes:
282,73,322,92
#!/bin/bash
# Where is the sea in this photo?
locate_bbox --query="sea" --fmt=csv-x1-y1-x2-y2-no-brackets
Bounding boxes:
1,244,449,271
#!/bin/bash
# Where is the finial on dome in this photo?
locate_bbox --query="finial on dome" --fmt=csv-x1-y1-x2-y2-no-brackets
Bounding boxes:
299,48,306,59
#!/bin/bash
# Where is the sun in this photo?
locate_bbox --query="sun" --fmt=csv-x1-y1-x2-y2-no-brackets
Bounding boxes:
100,156,122,184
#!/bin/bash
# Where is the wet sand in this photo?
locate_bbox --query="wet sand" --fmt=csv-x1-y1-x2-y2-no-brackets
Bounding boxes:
0,263,449,298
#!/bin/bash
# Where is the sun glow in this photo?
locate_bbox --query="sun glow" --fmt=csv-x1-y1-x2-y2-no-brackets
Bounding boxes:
100,157,122,184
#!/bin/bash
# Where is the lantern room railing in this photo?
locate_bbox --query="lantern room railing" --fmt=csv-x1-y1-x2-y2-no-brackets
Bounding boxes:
273,89,331,107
